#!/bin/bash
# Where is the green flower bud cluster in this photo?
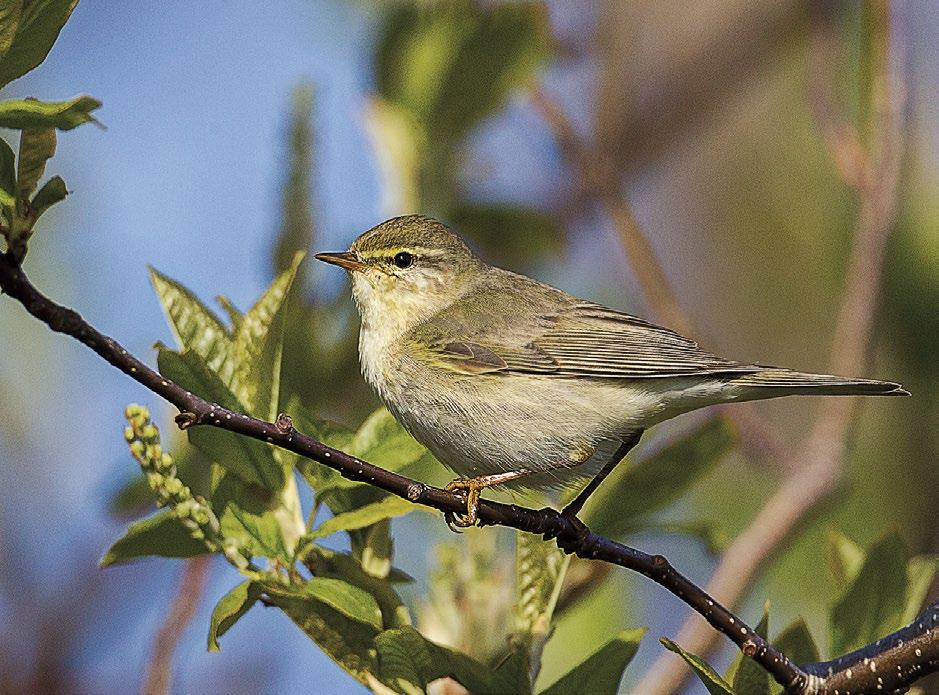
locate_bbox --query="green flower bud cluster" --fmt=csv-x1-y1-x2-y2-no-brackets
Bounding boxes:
123,403,222,552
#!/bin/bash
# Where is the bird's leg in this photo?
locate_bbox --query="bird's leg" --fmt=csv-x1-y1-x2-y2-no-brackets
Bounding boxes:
444,469,533,529
561,430,643,523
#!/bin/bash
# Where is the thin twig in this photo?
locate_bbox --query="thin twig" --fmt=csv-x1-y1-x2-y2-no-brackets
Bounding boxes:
142,556,211,695
635,2,909,692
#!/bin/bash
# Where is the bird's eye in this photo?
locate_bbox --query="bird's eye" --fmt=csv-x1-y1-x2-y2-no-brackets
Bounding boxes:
393,251,414,269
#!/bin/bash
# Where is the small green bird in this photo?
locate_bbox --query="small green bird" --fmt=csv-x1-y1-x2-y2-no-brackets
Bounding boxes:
317,215,907,527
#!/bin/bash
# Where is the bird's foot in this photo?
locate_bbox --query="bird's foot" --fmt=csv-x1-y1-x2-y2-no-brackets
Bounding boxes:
444,478,484,530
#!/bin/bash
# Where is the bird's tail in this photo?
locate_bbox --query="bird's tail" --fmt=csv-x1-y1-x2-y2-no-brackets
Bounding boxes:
729,369,909,397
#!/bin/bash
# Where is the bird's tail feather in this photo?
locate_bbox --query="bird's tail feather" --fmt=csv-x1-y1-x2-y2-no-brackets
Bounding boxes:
730,369,909,397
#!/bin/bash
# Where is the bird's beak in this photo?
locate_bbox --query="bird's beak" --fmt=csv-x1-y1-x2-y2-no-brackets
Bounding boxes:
315,251,366,273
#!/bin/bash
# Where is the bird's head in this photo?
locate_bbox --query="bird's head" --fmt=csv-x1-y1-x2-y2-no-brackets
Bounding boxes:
316,215,485,335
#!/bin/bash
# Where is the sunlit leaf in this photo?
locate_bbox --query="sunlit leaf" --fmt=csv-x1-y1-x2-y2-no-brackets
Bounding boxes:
150,267,235,383
29,173,66,218
297,577,383,630
157,348,284,490
308,496,419,540
660,638,735,695
374,626,517,694
99,510,208,567
538,629,645,695
0,1,23,58
303,545,411,629
584,417,735,538
830,531,908,655
0,95,100,129
265,583,380,685
16,124,54,199
0,0,77,89
213,473,289,561
0,135,15,211
232,250,303,420
207,580,262,652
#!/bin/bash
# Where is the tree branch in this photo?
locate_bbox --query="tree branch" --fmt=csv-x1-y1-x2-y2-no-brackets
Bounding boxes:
0,231,932,695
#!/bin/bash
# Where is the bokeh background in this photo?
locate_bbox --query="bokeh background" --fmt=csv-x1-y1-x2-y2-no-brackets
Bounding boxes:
0,1,935,693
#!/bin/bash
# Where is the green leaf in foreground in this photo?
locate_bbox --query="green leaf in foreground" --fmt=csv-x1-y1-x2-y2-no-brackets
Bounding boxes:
16,125,55,199
0,95,101,130
29,173,66,218
538,628,645,695
208,580,263,651
0,0,78,89
307,495,419,540
100,510,208,567
660,638,735,695
374,626,517,695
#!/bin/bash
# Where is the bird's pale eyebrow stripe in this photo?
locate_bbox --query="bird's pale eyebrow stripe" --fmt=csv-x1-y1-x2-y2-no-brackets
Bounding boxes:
356,246,447,260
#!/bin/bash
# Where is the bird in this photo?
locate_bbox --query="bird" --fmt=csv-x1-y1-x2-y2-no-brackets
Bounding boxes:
316,215,907,528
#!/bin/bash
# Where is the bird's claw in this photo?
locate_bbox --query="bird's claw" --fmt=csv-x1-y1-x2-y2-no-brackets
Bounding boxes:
444,479,482,530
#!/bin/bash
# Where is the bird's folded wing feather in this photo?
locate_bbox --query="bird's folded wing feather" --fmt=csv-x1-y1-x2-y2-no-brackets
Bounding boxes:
406,284,762,379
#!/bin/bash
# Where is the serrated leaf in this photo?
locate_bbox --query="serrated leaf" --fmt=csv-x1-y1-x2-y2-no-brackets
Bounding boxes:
100,510,208,567
16,125,54,200
29,173,65,217
830,531,908,656
303,545,411,629
207,580,262,652
0,0,76,89
308,496,419,540
374,626,517,694
729,606,770,695
660,638,735,695
583,417,735,538
826,529,865,592
538,628,645,695
232,251,303,420
150,267,235,383
265,583,380,685
0,95,100,130
157,348,284,490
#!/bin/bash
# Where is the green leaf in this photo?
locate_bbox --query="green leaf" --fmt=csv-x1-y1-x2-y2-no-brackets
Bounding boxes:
538,628,645,695
0,135,15,210
157,348,284,491
583,417,735,537
308,495,419,540
213,473,288,561
299,577,383,630
232,250,303,420
100,510,208,567
729,606,770,695
660,638,735,695
303,545,411,629
16,125,54,199
265,583,380,685
374,626,517,694
0,95,100,130
902,556,938,623
830,531,908,655
0,0,77,89
773,618,819,669
150,267,235,383
826,529,865,592
0,1,23,58
29,173,66,217
207,580,262,652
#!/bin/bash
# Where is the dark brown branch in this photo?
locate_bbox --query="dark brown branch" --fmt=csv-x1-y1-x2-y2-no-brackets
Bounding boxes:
1,251,935,694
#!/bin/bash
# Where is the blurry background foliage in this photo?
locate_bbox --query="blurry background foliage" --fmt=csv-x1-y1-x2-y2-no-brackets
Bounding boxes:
0,1,935,694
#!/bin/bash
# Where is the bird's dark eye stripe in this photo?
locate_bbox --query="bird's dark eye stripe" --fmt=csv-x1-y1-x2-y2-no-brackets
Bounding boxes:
393,251,414,268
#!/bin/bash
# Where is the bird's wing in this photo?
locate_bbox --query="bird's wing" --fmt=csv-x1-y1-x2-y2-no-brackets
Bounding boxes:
407,281,761,379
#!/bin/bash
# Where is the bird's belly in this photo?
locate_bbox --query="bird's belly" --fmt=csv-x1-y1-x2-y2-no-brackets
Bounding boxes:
380,370,661,488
